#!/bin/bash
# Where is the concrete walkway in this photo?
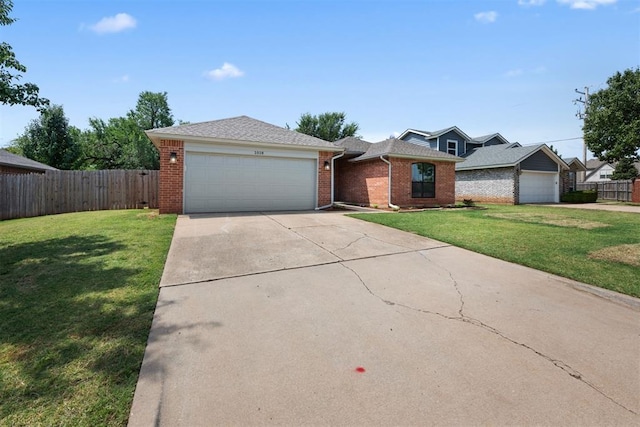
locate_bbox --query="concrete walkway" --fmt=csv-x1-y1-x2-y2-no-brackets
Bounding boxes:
129,212,640,426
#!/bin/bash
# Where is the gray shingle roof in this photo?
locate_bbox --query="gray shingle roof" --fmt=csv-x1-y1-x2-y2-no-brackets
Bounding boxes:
456,143,547,170
334,137,371,154
400,126,472,141
146,115,342,150
352,138,463,162
0,149,58,171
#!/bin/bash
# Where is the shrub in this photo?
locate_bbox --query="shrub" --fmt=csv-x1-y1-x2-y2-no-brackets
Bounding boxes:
561,190,597,203
463,199,475,207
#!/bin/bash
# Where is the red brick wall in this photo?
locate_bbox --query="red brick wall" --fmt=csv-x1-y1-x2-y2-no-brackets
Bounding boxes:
0,165,45,175
334,157,456,207
318,151,333,207
335,157,389,206
390,158,456,207
633,180,640,203
159,139,184,214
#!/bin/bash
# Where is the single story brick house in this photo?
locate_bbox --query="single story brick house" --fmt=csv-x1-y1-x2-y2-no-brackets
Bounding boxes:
334,137,462,208
0,149,58,174
146,116,462,214
455,143,568,204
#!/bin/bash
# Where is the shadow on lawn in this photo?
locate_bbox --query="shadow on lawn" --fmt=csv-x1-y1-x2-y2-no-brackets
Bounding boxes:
0,234,161,421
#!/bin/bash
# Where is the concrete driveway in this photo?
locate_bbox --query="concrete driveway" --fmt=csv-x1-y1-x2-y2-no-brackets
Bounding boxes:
129,212,640,426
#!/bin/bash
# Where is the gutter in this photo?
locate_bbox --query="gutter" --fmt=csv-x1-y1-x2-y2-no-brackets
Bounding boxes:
316,151,346,210
379,155,400,210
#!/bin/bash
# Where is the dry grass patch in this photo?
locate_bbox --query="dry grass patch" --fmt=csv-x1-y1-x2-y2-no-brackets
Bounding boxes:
485,212,609,229
588,244,640,267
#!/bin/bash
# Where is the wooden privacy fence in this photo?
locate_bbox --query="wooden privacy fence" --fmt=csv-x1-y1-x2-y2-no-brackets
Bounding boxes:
0,170,159,220
576,180,634,202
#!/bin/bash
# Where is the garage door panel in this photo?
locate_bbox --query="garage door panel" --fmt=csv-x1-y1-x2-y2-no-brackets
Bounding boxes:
520,171,558,203
185,153,316,213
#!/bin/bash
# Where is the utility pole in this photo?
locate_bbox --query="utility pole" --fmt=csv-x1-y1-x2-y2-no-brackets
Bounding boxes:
574,87,589,167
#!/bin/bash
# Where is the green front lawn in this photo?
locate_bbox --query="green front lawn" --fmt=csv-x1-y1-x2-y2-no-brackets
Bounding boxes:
351,205,640,298
0,210,176,426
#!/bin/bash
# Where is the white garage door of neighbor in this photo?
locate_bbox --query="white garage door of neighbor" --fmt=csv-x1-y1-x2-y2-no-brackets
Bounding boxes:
185,153,317,213
519,171,558,203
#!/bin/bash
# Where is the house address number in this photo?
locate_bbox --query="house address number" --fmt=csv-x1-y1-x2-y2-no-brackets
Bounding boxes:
254,151,265,155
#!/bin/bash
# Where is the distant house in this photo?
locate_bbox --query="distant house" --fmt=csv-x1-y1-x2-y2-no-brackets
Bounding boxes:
398,127,509,157
0,149,58,174
582,159,640,182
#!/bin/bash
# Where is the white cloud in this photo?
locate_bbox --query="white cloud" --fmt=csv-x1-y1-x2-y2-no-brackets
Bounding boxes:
557,0,616,10
505,68,524,77
205,63,245,81
518,0,546,6
90,13,137,34
474,11,498,23
113,74,130,83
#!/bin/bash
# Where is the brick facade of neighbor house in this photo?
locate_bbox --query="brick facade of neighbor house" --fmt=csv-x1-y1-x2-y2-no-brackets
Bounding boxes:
0,165,46,174
335,157,456,207
633,180,640,203
159,139,184,214
317,151,334,207
456,167,517,204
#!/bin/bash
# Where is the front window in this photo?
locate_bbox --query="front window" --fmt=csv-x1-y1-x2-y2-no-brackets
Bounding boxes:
412,163,435,198
447,140,457,155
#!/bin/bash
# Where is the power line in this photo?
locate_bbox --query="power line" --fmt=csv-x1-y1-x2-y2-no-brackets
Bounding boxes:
573,87,590,165
529,136,583,144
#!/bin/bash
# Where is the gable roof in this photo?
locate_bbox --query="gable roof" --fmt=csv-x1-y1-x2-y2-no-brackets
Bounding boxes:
470,133,510,145
398,126,472,142
334,136,372,154
456,143,567,171
0,149,58,172
351,138,463,163
563,157,587,171
145,115,342,151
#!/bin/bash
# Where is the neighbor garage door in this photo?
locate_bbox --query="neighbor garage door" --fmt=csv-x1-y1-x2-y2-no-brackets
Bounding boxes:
185,153,316,213
519,171,558,203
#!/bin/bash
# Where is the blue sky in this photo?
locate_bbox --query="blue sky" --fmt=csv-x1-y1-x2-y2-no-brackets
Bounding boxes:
1,0,638,160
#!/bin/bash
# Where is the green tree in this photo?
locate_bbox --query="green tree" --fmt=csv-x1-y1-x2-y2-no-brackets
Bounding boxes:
129,91,174,130
80,116,159,170
0,0,49,109
294,112,359,142
17,104,80,169
79,91,174,169
611,158,638,180
583,68,640,163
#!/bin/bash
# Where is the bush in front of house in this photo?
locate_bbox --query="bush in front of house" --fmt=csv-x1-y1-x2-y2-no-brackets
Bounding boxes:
561,190,598,203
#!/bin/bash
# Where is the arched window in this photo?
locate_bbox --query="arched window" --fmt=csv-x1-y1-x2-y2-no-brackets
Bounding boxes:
412,163,435,198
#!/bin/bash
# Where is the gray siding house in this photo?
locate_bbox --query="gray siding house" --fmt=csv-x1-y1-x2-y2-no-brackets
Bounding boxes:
456,143,568,204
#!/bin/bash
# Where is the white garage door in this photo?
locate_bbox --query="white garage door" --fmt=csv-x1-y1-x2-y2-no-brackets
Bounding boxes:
519,171,558,203
185,153,316,213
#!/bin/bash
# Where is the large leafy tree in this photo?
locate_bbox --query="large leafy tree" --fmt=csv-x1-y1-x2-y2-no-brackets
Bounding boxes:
294,112,359,142
80,91,174,169
583,68,640,163
16,104,80,169
0,0,49,109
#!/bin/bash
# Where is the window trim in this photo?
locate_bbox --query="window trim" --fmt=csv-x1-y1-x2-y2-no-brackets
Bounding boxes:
446,139,458,156
411,162,436,199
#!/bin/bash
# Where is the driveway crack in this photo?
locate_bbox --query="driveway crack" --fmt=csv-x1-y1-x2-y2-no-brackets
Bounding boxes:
343,256,637,416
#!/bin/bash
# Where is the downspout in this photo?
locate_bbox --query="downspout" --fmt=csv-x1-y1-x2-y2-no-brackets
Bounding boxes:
316,151,346,210
379,155,400,210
